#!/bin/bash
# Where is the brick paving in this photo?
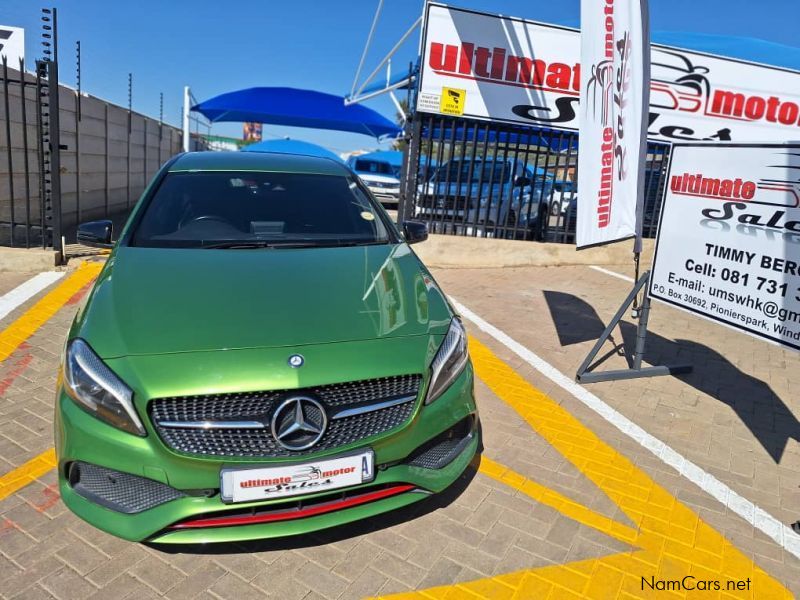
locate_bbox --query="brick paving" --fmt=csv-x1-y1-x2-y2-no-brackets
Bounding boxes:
434,264,800,590
0,264,798,598
0,273,41,298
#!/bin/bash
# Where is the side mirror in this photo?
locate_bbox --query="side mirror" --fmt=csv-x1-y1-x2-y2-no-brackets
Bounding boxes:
514,176,531,187
77,220,113,249
402,220,428,245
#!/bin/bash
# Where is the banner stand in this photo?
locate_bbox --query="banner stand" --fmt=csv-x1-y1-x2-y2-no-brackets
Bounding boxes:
575,271,693,383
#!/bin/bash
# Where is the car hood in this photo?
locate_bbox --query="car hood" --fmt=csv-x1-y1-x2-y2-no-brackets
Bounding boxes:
76,243,452,358
357,173,399,184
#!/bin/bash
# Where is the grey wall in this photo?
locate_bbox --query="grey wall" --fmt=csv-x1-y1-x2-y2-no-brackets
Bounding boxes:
0,65,182,246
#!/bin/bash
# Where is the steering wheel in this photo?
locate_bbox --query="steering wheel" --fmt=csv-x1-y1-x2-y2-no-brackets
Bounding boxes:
186,215,228,225
177,214,232,229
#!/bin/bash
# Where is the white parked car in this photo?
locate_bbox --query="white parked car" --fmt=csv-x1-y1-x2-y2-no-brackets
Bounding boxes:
347,156,401,208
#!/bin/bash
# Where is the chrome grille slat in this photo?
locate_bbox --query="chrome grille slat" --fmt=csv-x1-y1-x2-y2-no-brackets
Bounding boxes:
149,375,421,458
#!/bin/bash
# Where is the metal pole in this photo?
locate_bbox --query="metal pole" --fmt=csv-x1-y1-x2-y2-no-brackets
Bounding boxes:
104,103,109,216
48,59,63,256
35,63,46,248
158,92,163,165
182,86,190,152
143,118,148,187
127,73,131,209
52,9,58,63
575,271,692,383
3,56,15,246
75,40,81,120
75,89,80,223
399,114,421,225
20,58,32,248
632,293,652,370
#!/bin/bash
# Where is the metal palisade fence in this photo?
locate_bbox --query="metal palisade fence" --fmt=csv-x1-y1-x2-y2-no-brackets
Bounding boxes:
399,113,671,244
0,58,182,251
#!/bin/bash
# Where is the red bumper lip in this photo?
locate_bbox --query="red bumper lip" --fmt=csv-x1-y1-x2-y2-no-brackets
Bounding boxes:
169,484,417,530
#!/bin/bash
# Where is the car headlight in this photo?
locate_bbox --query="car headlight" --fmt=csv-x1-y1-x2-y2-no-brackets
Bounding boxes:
426,318,469,404
63,339,145,436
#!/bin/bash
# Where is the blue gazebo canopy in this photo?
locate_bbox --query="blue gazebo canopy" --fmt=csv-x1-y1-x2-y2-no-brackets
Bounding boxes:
355,150,403,166
241,138,343,163
191,87,401,140
652,31,800,72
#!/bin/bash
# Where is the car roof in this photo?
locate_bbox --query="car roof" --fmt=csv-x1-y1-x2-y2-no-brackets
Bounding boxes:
169,151,350,176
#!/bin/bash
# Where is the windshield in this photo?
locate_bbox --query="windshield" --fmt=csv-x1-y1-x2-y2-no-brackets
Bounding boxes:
130,171,391,249
353,159,395,176
439,160,512,184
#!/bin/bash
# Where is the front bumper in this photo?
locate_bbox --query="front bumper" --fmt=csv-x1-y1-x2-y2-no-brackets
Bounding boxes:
55,365,477,543
367,187,400,206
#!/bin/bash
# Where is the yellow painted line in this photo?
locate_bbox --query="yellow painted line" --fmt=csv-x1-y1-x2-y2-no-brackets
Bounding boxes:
0,261,103,363
0,449,56,501
0,262,103,499
380,335,792,599
478,456,639,548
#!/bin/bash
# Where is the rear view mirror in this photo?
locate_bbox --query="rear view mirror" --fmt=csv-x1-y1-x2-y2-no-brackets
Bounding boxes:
402,220,428,245
514,176,531,187
77,220,113,249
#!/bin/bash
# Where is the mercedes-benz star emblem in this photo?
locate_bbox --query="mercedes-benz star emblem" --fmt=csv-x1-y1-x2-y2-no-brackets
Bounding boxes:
288,354,304,368
270,396,327,451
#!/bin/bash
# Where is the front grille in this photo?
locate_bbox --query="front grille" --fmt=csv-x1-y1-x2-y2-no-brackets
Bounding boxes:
150,375,421,458
418,195,474,211
68,461,184,514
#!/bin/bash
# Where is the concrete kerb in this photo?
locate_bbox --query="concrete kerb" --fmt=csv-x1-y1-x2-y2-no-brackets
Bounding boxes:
413,234,656,269
0,234,652,271
0,247,62,272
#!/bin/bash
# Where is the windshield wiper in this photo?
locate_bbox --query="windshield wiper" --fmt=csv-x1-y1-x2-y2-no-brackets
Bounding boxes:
201,241,319,249
329,240,389,247
202,239,389,250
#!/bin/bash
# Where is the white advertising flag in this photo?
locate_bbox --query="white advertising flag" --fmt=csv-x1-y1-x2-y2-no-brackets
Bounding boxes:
576,0,650,249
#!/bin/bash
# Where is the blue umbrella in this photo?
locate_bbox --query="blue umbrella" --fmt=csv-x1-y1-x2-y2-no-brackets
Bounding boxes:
242,138,344,163
191,87,401,140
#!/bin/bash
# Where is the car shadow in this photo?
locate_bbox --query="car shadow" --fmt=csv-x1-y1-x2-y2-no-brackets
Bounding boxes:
148,455,480,555
543,290,799,463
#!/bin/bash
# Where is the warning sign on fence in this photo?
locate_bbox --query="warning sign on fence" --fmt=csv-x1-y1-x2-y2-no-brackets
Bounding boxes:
439,87,466,116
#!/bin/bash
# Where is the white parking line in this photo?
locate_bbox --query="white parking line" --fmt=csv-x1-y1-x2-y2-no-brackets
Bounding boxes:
0,271,65,322
588,265,634,283
450,296,800,561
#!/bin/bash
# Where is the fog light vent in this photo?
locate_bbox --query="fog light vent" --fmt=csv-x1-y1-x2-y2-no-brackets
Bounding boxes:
407,417,475,470
68,461,185,514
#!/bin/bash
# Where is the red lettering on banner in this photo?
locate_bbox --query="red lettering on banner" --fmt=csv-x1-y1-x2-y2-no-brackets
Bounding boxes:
710,89,800,126
604,0,615,59
459,43,473,74
429,43,458,72
597,128,615,228
670,172,757,201
490,47,506,79
779,102,800,125
430,40,579,96
545,63,572,90
474,46,492,78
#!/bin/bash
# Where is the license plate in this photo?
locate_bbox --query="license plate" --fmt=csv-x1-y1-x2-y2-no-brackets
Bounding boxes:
220,450,375,504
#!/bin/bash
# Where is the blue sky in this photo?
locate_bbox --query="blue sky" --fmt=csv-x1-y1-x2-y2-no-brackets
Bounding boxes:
4,0,800,154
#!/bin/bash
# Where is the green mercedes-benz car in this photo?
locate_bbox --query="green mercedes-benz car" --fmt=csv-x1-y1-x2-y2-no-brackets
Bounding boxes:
55,151,479,543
